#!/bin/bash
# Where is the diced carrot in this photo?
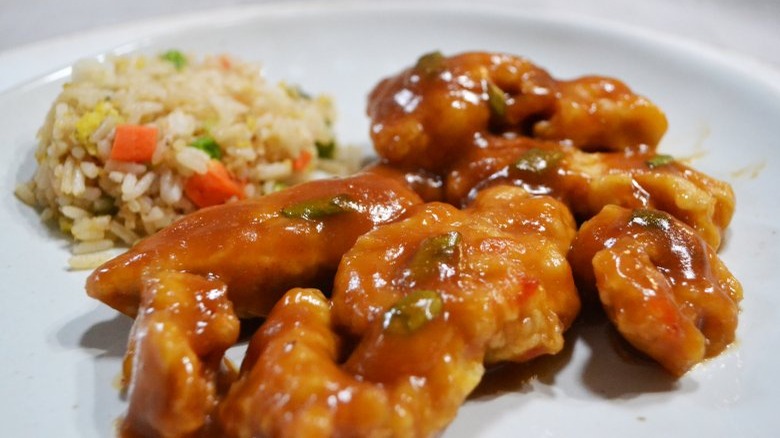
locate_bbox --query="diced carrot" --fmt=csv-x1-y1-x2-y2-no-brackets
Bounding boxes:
110,124,158,163
184,160,245,208
292,150,313,172
218,54,232,70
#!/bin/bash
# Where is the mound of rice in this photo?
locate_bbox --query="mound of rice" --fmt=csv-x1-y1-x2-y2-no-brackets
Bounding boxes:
15,50,360,269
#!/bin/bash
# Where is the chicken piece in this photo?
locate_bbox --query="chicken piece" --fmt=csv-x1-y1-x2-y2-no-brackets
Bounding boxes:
445,136,575,204
367,51,666,174
333,200,579,363
333,198,579,361
121,271,239,438
466,184,577,254
218,287,484,438
581,155,735,250
464,186,580,334
218,199,579,437
446,136,735,249
362,161,445,203
86,172,422,318
533,76,668,153
568,205,742,376
367,51,729,245
367,51,557,172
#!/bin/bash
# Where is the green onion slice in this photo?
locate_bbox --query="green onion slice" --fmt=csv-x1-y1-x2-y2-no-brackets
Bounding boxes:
408,231,462,282
630,209,671,230
281,194,358,220
383,289,444,335
515,148,564,174
487,81,508,119
315,140,336,159
646,154,675,169
415,51,445,77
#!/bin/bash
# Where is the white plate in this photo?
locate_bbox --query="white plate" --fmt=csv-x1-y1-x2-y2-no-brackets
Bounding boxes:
2,2,779,437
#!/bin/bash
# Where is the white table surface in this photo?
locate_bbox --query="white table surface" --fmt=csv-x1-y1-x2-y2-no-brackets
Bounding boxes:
1,0,779,94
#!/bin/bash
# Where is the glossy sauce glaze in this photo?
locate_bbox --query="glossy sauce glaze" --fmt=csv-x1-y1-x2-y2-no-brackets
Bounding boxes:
217,188,578,437
86,172,422,318
86,51,744,438
367,51,733,249
447,136,735,249
368,51,666,167
120,271,239,438
368,52,559,172
568,205,742,376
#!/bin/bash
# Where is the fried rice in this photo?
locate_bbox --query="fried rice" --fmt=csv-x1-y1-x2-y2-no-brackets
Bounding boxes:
14,50,360,269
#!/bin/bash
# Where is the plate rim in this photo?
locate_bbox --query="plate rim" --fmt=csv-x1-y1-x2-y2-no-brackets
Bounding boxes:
2,0,780,98
1,2,778,436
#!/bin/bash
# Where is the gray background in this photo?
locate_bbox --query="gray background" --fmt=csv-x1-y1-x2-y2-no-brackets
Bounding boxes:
2,0,779,63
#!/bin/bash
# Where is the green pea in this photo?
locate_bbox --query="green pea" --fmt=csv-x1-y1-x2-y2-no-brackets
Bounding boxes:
160,50,187,70
189,136,222,160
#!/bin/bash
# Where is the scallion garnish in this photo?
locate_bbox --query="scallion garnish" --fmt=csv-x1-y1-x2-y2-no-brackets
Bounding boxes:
515,148,564,174
281,194,358,220
382,289,444,335
646,154,675,169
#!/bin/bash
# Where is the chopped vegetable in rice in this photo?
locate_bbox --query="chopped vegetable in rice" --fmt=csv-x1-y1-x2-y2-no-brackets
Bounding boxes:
15,51,360,268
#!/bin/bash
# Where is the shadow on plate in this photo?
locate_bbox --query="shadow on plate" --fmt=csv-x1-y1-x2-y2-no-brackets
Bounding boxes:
57,305,132,358
573,313,686,400
469,310,688,403
56,305,132,437
469,327,576,401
